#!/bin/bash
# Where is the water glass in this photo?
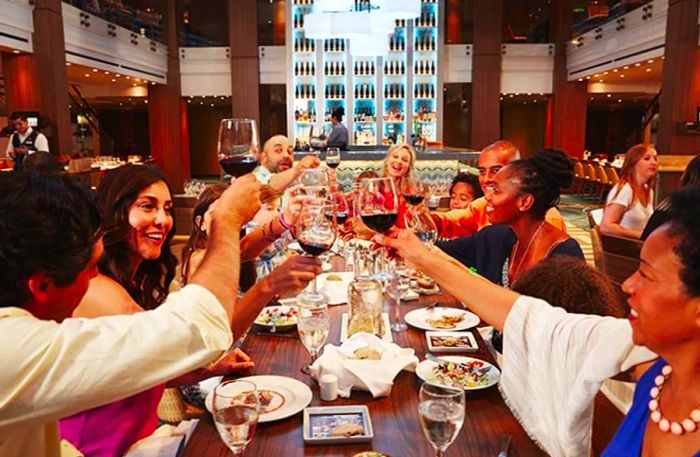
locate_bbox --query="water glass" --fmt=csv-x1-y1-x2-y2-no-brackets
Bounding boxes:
213,380,260,456
297,300,330,375
418,383,465,457
388,271,411,332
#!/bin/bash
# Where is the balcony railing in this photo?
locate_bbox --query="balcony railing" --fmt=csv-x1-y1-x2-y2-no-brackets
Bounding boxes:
572,0,653,37
63,0,164,43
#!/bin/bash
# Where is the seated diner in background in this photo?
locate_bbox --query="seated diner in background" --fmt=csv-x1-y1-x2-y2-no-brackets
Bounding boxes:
375,185,700,457
436,148,583,289
448,172,483,210
601,143,658,239
0,172,262,456
431,140,567,239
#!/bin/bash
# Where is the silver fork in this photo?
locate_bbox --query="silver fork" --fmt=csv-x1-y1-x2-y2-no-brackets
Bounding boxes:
269,313,280,333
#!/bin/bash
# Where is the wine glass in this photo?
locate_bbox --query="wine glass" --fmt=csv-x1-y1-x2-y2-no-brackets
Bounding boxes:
217,119,260,178
298,300,330,375
418,383,465,457
388,268,411,332
212,380,260,456
401,177,427,207
295,198,337,301
357,177,399,280
298,168,330,196
326,147,341,170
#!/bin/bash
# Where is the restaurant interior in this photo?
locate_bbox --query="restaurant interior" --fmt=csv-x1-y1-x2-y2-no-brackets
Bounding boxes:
1,0,699,456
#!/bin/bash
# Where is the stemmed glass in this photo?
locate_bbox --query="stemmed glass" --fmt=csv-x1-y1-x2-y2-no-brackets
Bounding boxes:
388,267,411,332
326,147,341,170
418,383,466,457
298,168,330,197
298,300,330,375
402,178,438,245
356,177,399,280
295,198,337,302
212,380,260,456
217,119,260,178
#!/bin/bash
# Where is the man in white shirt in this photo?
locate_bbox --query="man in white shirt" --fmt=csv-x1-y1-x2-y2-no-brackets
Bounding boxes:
254,134,320,192
5,113,49,170
0,171,262,457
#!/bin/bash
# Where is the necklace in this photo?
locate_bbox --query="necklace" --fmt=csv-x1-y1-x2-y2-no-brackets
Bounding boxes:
648,364,700,435
508,221,545,282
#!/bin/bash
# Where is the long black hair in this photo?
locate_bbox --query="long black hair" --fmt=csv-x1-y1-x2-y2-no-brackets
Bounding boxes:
97,164,177,310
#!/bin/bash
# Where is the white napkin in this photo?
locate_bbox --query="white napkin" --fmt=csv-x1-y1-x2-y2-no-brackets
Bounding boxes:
124,420,199,457
309,333,418,398
315,272,354,304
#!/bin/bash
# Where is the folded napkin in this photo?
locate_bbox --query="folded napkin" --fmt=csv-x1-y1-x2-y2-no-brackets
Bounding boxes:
310,333,418,398
315,272,354,304
124,420,199,457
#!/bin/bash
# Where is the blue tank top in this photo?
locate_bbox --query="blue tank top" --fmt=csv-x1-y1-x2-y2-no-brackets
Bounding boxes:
603,358,700,457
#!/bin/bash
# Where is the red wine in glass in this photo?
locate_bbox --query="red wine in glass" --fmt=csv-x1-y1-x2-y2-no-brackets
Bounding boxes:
219,156,258,177
403,193,425,206
361,213,398,233
325,210,348,225
298,239,334,256
326,160,340,169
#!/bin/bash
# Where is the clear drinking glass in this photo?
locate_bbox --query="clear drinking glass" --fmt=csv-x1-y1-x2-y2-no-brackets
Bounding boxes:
298,168,330,197
388,270,411,332
298,301,330,374
418,383,466,457
217,119,260,178
212,380,260,456
326,147,341,170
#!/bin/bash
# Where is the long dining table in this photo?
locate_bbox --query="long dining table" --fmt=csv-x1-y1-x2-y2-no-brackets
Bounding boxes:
181,277,545,457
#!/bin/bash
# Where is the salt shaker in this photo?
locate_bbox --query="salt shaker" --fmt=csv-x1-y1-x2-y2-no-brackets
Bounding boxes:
320,373,338,401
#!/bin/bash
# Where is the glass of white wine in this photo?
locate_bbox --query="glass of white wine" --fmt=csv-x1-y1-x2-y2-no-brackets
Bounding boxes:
212,380,260,456
418,383,465,457
297,300,330,375
388,268,411,332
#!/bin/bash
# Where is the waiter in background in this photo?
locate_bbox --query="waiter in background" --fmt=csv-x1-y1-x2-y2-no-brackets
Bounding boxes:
5,112,49,171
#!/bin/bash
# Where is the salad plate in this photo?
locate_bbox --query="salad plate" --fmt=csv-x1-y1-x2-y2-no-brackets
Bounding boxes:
415,355,500,391
254,304,300,331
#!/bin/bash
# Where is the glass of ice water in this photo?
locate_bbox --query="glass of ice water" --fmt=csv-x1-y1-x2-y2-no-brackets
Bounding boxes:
418,383,465,457
297,299,330,375
212,380,260,456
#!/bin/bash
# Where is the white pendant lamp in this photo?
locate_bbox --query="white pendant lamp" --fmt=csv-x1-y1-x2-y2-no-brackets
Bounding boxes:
371,12,395,34
375,0,421,20
304,12,333,39
349,32,390,56
314,0,354,13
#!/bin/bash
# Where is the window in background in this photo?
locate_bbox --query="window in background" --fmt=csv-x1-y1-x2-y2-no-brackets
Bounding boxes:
179,0,229,47
63,0,165,43
445,0,474,44
502,0,550,44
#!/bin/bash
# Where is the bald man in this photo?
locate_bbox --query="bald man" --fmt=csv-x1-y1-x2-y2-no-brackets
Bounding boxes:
432,140,566,238
254,135,319,193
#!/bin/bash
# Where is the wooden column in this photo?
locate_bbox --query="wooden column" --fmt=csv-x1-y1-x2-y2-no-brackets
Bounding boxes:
148,0,189,192
28,0,73,156
548,0,588,158
470,0,502,149
656,0,700,155
1,53,39,114
228,0,260,124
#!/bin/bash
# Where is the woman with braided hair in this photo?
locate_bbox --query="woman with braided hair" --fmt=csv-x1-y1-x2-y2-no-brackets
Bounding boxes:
436,148,583,289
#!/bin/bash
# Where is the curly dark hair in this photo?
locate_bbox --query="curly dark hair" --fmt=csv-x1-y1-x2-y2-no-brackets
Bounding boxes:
512,256,626,317
0,172,102,308
663,187,700,297
507,148,574,219
97,165,176,310
449,173,483,199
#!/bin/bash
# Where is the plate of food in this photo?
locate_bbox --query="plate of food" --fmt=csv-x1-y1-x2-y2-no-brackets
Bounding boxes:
416,356,500,391
205,375,312,423
404,307,480,331
254,304,300,331
426,331,478,353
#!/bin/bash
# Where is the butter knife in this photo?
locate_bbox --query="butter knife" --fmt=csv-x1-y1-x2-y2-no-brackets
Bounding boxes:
497,434,513,457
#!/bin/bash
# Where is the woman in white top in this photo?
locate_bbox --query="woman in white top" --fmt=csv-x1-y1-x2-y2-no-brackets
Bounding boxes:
601,143,658,238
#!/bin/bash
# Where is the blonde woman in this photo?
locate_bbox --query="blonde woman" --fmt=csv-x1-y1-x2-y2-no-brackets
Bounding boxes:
381,143,417,228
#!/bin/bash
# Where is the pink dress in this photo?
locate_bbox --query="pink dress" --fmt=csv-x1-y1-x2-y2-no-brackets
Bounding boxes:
60,384,166,457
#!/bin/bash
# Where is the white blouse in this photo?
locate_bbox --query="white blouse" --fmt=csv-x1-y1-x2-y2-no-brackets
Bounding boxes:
605,183,654,232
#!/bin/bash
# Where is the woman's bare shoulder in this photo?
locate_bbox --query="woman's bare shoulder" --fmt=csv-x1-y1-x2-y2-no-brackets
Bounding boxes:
73,274,143,318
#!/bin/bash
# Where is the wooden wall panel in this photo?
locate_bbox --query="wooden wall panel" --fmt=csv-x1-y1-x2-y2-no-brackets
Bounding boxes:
1,54,39,114
228,0,260,124
656,0,700,155
470,0,502,149
548,0,587,158
32,0,73,156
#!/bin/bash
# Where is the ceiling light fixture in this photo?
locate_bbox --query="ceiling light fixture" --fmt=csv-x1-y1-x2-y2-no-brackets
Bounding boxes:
646,68,652,72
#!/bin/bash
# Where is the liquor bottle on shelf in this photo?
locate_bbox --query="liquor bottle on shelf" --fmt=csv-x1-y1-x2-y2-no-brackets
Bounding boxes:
400,61,405,75
430,61,435,75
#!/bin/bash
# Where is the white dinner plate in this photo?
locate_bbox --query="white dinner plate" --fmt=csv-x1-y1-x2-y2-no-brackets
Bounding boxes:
205,375,313,423
416,356,500,391
404,307,480,331
254,304,300,331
